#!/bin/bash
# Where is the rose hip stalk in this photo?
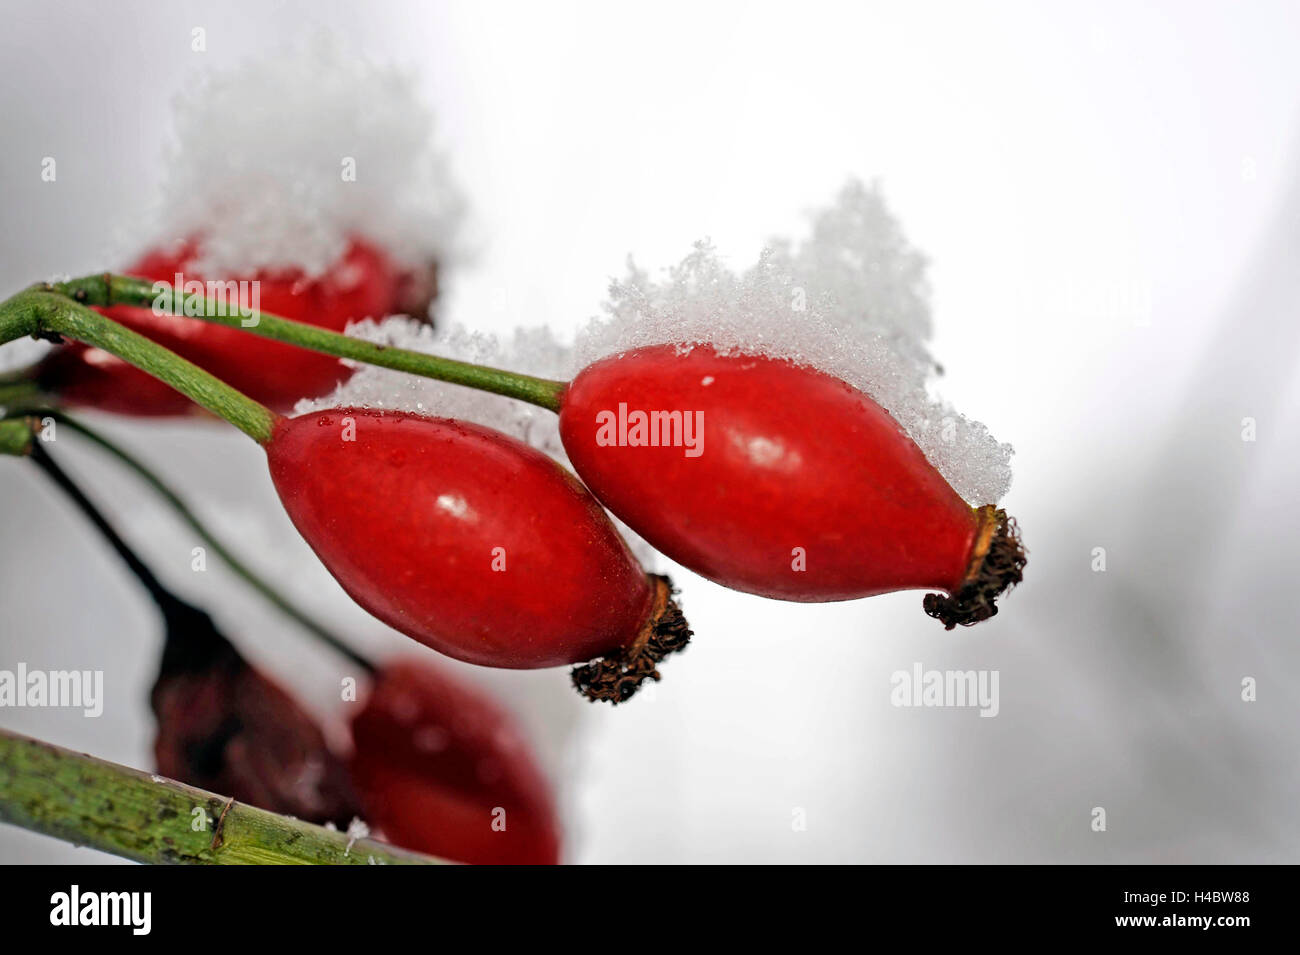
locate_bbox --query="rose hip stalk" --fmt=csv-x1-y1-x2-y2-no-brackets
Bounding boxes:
350,658,562,865
267,409,690,701
35,237,413,414
558,344,1025,627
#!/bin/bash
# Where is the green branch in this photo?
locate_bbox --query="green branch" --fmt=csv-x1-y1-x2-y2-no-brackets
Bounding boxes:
0,418,31,457
50,273,569,412
0,729,444,865
50,274,569,413
0,290,278,442
0,377,41,408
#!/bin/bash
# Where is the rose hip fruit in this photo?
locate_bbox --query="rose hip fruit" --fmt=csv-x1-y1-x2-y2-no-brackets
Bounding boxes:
350,658,561,865
266,408,689,701
36,341,206,417
151,601,360,827
557,344,1025,627
39,237,408,414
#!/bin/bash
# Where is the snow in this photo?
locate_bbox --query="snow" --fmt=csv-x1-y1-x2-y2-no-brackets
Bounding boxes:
302,180,1012,506
298,317,569,462
575,181,1014,505
155,33,462,279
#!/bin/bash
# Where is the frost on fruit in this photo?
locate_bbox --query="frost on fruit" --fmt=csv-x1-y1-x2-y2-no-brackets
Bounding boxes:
153,33,463,279
574,180,1014,505
297,318,570,461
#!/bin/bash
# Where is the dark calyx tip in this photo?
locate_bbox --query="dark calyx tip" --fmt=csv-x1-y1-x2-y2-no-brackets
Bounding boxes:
571,574,691,704
924,507,1026,630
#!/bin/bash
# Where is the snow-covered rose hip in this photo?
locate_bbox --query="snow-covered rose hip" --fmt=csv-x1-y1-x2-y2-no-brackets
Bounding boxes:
266,408,690,701
350,658,561,865
39,237,409,414
557,344,1025,627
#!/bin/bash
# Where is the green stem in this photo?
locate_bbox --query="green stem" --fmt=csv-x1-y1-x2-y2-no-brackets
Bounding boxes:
15,408,371,671
0,729,443,865
50,273,569,412
0,377,41,408
0,418,32,456
0,289,279,442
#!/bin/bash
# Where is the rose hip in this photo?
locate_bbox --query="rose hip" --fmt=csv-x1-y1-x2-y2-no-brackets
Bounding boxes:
558,344,1025,627
266,408,689,701
349,658,561,865
39,237,408,414
151,602,361,827
36,342,205,417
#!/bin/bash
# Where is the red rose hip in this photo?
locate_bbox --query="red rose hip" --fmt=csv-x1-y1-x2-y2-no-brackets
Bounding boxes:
36,341,205,417
266,408,689,700
350,658,561,865
39,237,411,415
557,344,1024,627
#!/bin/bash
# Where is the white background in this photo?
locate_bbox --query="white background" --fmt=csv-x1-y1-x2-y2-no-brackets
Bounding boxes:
1,0,1297,862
